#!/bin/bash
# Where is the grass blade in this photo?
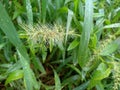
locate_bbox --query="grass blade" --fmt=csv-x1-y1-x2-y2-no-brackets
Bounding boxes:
26,0,33,26
73,81,89,90
18,52,40,90
78,0,93,68
74,0,79,15
53,69,61,90
65,9,73,43
37,0,41,20
103,23,120,29
100,43,118,56
67,64,82,76
88,63,111,89
0,2,38,90
5,70,24,85
67,39,79,51
41,0,47,23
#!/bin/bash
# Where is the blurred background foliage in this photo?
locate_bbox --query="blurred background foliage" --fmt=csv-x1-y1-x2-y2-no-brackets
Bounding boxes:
0,0,120,90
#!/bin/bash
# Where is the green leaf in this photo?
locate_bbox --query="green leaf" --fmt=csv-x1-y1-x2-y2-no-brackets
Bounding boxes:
62,75,80,87
55,0,61,9
0,43,6,50
88,63,111,89
18,51,40,90
95,17,105,40
74,0,79,15
50,39,54,52
64,0,72,5
41,45,47,63
37,0,41,19
53,69,61,90
6,61,22,74
92,67,111,80
114,37,120,49
90,34,97,48
78,0,93,68
58,7,68,14
0,3,39,90
104,23,120,29
96,82,104,90
67,64,81,77
5,70,24,85
41,0,47,23
0,75,6,80
41,83,54,90
78,0,84,20
73,81,89,90
26,0,33,26
65,9,73,42
67,39,79,51
32,57,46,74
100,43,118,56
58,41,64,52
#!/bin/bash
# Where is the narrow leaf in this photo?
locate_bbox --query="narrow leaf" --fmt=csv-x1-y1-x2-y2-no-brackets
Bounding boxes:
67,39,79,51
100,43,118,56
88,63,111,89
65,9,73,42
104,23,120,29
67,64,81,76
0,43,6,50
78,0,93,67
41,0,47,23
73,81,89,90
26,0,33,26
53,69,61,90
0,3,38,90
5,70,24,85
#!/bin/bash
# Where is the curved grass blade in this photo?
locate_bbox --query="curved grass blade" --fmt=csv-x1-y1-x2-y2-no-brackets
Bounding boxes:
0,2,39,90
88,63,111,89
103,23,120,29
67,39,79,51
62,75,80,87
73,81,89,90
5,70,24,85
18,51,40,90
100,43,118,56
67,64,82,77
53,69,61,90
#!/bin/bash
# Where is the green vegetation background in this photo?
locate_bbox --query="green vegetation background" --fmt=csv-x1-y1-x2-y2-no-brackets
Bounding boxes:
0,0,120,90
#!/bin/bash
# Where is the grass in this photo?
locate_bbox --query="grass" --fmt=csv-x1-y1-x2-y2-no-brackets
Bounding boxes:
0,0,120,90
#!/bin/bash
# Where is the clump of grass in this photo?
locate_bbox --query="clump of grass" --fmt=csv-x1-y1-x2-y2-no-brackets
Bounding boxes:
84,34,116,72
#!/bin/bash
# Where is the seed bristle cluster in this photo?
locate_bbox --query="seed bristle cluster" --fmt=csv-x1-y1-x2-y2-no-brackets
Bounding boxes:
20,24,71,47
113,61,120,90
